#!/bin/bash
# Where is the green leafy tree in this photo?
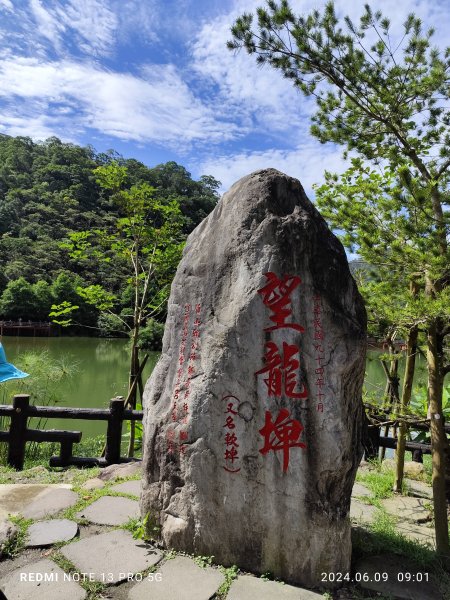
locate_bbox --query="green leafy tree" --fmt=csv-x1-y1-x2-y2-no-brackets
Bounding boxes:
229,0,450,555
0,136,219,300
54,162,185,454
0,277,36,319
31,280,53,321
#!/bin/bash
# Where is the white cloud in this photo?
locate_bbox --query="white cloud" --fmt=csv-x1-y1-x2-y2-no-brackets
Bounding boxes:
0,0,13,11
112,0,159,45
0,111,74,141
191,9,311,142
55,0,118,57
0,57,238,146
197,142,349,196
27,0,118,57
29,0,65,52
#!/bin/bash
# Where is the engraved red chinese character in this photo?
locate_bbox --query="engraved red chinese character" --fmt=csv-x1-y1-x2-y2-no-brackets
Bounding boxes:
224,446,239,463
258,272,304,332
225,402,238,415
167,429,175,452
224,416,236,429
225,432,239,448
259,408,306,472
255,341,307,399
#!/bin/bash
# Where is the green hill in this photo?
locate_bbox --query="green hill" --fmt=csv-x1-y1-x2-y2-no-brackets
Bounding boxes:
0,135,220,330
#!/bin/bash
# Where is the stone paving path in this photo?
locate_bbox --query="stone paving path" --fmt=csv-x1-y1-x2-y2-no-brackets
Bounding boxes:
0,463,444,599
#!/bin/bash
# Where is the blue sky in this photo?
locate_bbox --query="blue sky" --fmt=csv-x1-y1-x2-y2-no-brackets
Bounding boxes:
1,0,449,195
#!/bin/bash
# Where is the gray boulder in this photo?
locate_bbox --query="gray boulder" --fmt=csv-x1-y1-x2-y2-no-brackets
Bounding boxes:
141,169,366,587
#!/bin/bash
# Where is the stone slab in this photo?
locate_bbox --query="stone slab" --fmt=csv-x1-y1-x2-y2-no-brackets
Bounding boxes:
0,558,86,600
98,461,142,481
354,554,442,600
381,496,432,523
227,575,323,599
80,478,105,491
128,556,224,600
76,495,139,525
61,529,162,585
26,519,78,547
405,479,433,499
349,499,377,523
0,484,75,520
110,480,142,496
22,487,79,520
395,521,435,546
351,482,371,497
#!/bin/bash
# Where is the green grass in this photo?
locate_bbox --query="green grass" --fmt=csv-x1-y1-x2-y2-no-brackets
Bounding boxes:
0,434,141,473
61,474,141,522
352,510,450,599
193,554,215,568
216,564,239,598
421,454,433,482
356,465,399,498
0,435,105,478
0,515,33,558
0,463,101,485
52,551,107,599
123,512,160,542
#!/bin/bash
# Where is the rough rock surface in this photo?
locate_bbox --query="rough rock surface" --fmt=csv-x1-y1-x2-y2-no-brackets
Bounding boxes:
141,169,366,587
97,461,142,481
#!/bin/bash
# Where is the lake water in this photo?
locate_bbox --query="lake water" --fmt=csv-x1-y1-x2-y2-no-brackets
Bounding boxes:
1,336,159,439
1,336,428,440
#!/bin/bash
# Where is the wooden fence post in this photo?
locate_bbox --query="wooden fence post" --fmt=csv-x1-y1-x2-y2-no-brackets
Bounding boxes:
364,425,380,461
7,394,29,470
105,397,125,465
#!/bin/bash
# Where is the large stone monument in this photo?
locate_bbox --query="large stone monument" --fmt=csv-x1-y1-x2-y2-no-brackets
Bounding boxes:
141,169,366,588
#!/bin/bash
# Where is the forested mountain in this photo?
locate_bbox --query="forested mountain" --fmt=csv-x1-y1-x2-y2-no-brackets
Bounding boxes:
0,135,220,331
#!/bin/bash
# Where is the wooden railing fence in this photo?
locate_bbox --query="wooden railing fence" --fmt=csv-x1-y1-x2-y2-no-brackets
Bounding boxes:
0,394,143,470
364,405,450,462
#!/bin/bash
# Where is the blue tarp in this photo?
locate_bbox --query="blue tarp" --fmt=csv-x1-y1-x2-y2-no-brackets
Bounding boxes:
0,342,29,383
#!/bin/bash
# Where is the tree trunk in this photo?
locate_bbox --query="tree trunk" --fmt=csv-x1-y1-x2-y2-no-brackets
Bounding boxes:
127,331,140,458
427,318,449,556
379,339,399,461
394,324,418,492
